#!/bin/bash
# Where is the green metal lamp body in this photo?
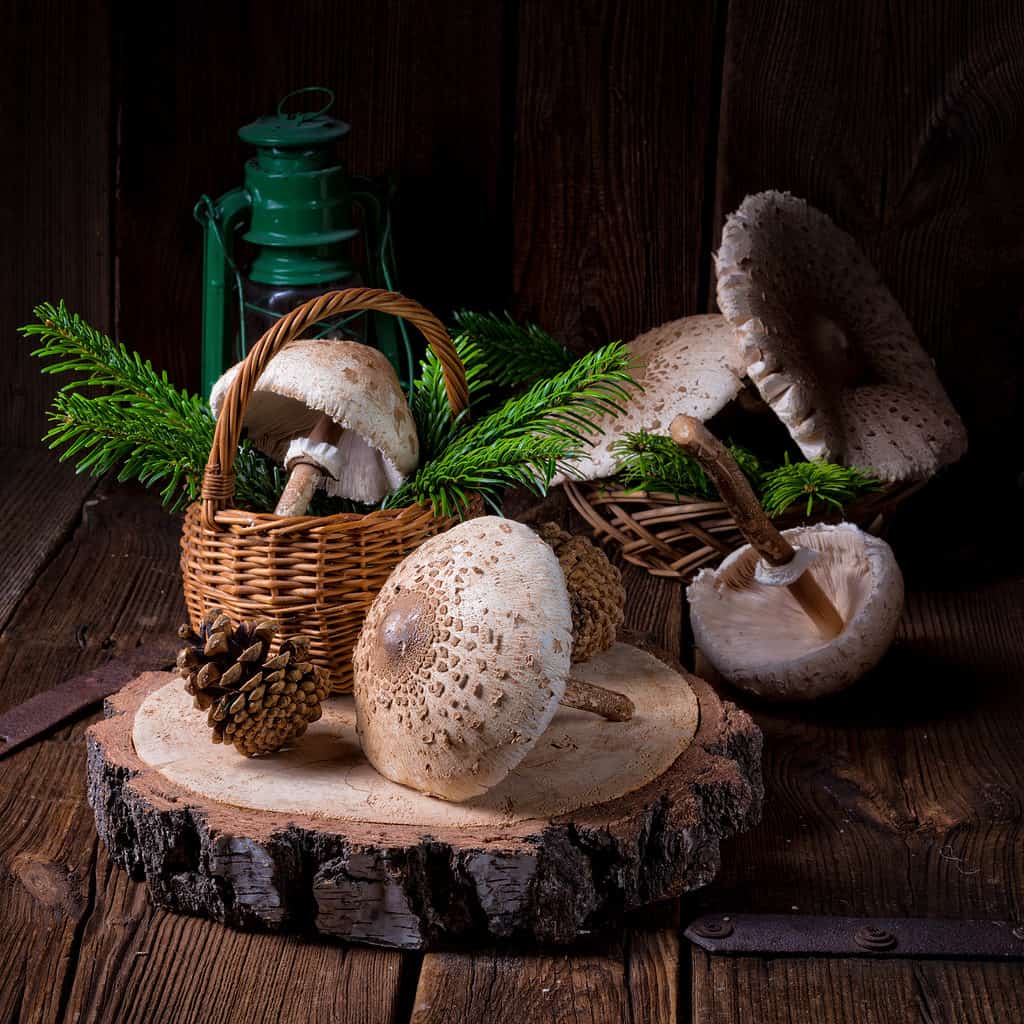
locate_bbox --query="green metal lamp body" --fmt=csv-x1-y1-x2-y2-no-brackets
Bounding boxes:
199,91,399,396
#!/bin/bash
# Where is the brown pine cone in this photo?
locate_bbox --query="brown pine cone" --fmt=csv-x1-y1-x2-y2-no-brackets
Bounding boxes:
176,609,329,757
536,522,625,663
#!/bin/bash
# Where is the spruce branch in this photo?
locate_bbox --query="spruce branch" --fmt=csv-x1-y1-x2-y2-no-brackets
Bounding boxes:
450,310,576,388
760,455,881,518
20,301,284,512
611,430,761,498
387,342,636,517
409,334,491,461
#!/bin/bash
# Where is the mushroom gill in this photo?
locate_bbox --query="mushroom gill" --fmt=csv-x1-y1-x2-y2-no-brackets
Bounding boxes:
715,190,967,482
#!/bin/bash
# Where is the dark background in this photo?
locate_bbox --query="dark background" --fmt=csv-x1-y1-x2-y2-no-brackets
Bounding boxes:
4,0,1022,570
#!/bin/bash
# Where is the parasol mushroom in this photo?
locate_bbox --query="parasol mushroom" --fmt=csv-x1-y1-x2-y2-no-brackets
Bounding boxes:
672,415,904,700
552,315,746,484
210,338,419,513
352,516,635,801
715,190,967,482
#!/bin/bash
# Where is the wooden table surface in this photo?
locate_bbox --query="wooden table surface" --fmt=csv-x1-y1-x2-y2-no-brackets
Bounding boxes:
2,450,1022,1024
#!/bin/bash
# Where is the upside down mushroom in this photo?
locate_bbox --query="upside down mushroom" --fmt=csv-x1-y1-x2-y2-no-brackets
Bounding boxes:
352,516,634,801
672,415,904,701
715,190,967,482
210,338,419,512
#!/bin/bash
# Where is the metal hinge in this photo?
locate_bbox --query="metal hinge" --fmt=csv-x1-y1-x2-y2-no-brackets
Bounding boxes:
685,914,1024,960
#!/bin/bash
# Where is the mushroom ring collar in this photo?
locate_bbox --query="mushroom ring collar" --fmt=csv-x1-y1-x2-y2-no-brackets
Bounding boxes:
672,415,904,701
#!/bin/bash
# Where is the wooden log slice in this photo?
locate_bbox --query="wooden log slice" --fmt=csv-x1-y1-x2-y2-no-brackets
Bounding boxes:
87,640,763,949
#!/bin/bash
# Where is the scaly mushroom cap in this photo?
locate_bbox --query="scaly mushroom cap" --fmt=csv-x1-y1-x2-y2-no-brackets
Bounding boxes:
688,523,903,700
352,516,573,802
210,338,420,503
715,191,967,482
554,315,745,483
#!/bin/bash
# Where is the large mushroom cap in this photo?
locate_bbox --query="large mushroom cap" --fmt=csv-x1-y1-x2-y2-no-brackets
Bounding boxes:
554,315,745,483
715,191,967,482
352,516,573,802
210,338,420,503
688,523,904,700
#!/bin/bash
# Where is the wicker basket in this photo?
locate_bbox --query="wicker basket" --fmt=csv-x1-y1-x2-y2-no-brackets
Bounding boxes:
180,288,469,692
562,478,924,581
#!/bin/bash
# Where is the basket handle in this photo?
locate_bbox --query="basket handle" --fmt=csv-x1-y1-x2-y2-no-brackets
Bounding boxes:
201,287,469,527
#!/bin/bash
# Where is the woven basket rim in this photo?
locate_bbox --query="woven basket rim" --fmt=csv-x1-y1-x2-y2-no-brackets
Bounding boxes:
561,477,926,581
183,497,456,536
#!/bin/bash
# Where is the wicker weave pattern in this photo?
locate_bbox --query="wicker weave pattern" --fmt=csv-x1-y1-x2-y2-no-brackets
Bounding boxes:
181,288,468,692
563,479,923,581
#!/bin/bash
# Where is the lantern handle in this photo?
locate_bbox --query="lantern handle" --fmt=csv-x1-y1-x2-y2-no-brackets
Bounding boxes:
277,86,335,123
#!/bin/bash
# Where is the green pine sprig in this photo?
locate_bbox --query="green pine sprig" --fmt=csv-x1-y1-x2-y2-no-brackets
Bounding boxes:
611,430,761,499
610,430,879,518
20,301,284,512
450,310,576,389
409,334,491,462
387,342,635,517
760,455,881,518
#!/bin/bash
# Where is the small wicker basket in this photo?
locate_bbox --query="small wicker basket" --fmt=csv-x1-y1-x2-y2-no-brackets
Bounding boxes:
180,288,470,692
563,478,923,582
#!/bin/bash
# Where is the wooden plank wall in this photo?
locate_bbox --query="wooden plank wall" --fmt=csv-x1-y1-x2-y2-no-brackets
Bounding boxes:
2,0,1022,517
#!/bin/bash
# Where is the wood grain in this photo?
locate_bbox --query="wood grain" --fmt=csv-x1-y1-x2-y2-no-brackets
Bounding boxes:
64,847,413,1024
691,953,1024,1024
511,0,718,349
0,475,415,1023
690,580,1024,923
0,737,99,1024
113,0,507,392
0,479,183,1024
412,570,690,1021
0,450,96,634
0,0,112,447
713,0,1024,569
89,661,758,948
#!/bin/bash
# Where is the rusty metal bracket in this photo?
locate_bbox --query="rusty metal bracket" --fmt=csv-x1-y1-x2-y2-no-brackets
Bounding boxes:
685,914,1024,960
0,637,178,760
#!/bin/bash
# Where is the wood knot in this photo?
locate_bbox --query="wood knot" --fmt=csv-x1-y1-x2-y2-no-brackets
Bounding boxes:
10,853,82,916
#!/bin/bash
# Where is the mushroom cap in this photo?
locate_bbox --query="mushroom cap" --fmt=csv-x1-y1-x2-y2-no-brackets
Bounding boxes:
352,516,574,802
687,523,904,700
553,315,745,484
209,338,420,503
715,191,967,482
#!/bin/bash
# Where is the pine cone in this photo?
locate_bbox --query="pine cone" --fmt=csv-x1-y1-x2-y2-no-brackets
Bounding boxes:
176,609,329,757
536,523,625,663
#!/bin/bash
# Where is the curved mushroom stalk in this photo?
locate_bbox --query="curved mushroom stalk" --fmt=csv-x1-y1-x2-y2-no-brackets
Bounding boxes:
275,414,343,515
669,415,843,640
672,417,905,700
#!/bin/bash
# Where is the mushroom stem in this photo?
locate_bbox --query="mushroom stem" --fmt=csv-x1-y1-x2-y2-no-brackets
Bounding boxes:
562,677,635,722
669,415,844,640
274,415,343,516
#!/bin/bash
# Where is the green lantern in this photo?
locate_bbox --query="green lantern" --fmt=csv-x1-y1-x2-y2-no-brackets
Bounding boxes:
195,87,407,396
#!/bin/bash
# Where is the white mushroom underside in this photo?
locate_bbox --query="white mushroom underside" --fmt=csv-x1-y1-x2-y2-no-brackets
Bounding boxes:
250,391,408,504
716,191,967,482
688,524,904,700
